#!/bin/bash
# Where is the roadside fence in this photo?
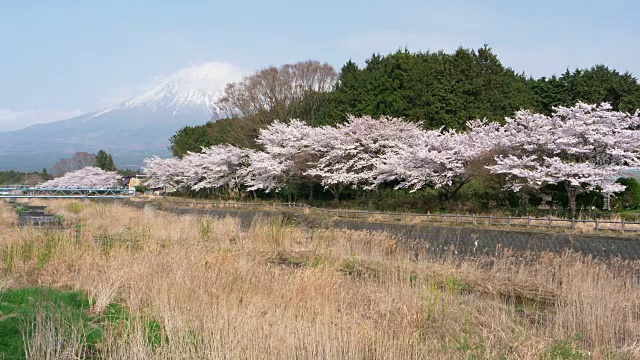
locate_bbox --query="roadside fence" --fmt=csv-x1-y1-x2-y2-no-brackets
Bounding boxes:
144,198,640,234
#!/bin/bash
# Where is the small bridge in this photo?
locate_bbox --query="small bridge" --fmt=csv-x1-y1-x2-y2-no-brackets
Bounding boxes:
0,186,136,199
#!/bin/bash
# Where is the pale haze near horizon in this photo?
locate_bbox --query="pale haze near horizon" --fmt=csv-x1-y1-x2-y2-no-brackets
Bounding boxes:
0,0,638,131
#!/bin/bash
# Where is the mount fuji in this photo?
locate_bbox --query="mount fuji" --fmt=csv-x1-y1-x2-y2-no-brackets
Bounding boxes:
0,62,243,171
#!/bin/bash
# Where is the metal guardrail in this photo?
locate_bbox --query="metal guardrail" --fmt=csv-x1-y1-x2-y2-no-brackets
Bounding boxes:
0,186,135,199
153,199,640,234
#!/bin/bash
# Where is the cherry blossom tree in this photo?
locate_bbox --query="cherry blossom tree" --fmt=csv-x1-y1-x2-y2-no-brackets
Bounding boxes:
243,120,327,199
372,130,461,195
143,156,194,191
486,103,640,215
242,150,289,193
39,166,120,189
372,119,503,199
256,119,319,157
306,115,425,200
187,145,254,195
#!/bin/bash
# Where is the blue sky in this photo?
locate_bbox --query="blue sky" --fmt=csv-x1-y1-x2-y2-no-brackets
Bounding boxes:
1,0,638,130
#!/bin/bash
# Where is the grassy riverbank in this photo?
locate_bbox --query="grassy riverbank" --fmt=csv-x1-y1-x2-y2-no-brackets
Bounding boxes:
1,199,639,358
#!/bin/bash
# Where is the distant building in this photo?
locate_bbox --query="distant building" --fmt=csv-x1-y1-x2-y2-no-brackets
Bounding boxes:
128,177,142,190
122,174,148,192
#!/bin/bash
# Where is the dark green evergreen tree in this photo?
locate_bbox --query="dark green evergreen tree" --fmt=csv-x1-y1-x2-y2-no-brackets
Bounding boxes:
95,150,117,171
106,154,116,171
169,124,215,157
316,46,539,130
532,65,640,113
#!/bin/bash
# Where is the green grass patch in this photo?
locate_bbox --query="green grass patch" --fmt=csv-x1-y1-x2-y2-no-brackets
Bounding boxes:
0,288,92,358
13,206,29,214
0,287,162,359
66,201,85,215
544,335,585,360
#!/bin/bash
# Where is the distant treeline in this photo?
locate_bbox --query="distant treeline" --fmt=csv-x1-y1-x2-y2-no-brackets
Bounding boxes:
169,45,640,157
0,149,138,185
0,170,47,185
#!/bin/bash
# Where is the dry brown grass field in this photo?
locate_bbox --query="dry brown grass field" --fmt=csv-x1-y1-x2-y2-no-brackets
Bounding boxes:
1,199,640,359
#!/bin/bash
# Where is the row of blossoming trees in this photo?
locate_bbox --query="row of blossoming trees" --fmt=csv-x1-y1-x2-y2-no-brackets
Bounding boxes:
144,103,640,216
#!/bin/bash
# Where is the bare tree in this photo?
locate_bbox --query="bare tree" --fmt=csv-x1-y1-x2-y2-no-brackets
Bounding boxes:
53,152,97,176
21,173,44,185
217,60,338,121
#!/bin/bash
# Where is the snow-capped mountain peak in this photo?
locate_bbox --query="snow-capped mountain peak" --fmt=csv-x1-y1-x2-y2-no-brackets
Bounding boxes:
93,62,243,117
0,61,246,171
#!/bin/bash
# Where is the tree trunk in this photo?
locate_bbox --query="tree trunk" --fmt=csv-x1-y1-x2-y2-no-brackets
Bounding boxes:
444,180,468,202
308,184,314,202
564,181,578,217
329,185,343,203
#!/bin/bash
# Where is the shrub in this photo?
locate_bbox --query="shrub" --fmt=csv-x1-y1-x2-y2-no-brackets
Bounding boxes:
615,177,640,210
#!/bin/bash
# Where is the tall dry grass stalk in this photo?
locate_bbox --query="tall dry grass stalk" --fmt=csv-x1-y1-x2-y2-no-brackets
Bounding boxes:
20,305,88,360
1,199,640,359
